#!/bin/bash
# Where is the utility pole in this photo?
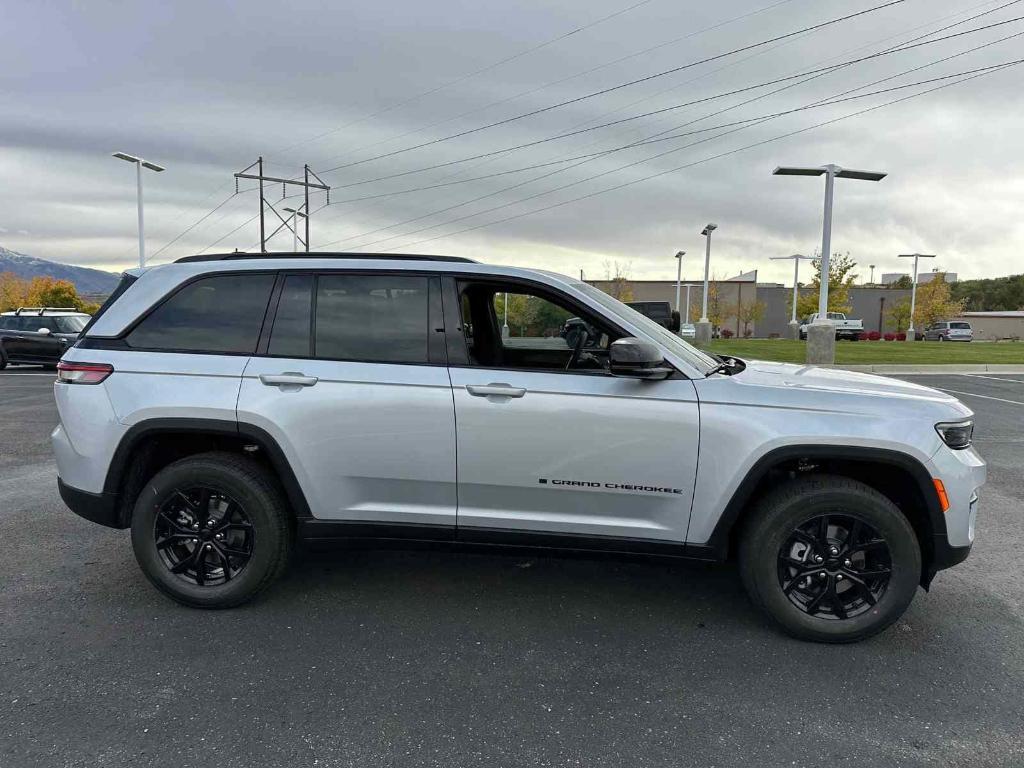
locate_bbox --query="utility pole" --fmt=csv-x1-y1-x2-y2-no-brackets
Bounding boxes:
899,253,936,341
773,164,886,363
234,158,330,252
112,152,164,268
770,254,814,338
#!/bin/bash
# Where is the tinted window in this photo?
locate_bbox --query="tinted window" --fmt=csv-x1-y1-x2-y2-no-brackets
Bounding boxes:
0,317,13,330
128,274,275,353
20,318,47,331
268,275,313,357
950,322,971,329
53,316,88,333
315,274,429,363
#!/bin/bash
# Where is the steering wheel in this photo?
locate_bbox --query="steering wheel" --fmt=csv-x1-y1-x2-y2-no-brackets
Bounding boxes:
566,327,589,370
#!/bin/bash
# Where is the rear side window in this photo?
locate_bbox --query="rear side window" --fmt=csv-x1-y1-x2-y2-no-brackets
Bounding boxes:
315,274,429,363
127,273,275,353
268,275,313,357
950,322,970,329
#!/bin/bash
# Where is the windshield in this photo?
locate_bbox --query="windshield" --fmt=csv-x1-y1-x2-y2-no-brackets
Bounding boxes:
52,315,89,333
573,281,719,374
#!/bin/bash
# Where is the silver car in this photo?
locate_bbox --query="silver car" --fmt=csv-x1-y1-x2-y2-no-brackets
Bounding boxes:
52,253,985,643
923,321,973,341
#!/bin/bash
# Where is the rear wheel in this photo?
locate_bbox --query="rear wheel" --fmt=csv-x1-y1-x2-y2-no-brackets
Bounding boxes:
739,475,920,643
0,347,6,370
130,452,293,608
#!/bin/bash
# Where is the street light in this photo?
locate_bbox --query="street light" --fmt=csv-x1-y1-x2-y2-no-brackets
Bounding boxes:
869,264,876,284
282,207,307,252
770,253,814,335
673,250,686,314
699,223,717,316
112,152,164,268
899,253,936,339
773,164,885,362
682,283,700,325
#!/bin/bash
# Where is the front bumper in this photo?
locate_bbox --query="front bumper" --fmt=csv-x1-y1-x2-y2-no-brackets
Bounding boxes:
57,477,125,529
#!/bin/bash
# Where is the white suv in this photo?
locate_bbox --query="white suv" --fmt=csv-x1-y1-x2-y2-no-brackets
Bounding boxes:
52,253,985,642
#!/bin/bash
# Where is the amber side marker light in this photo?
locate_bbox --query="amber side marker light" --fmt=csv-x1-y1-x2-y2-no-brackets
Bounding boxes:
933,478,950,513
56,361,114,385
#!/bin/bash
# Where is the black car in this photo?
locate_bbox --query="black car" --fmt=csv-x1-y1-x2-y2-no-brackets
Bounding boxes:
0,308,91,369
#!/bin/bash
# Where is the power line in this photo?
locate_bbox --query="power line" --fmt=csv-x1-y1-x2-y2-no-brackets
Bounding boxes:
148,192,242,260
324,11,1024,193
334,59,1022,252
267,0,660,160
380,62,1021,253
316,0,908,176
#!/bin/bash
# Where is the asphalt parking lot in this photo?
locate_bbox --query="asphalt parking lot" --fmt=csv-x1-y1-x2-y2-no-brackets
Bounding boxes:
1,369,1022,767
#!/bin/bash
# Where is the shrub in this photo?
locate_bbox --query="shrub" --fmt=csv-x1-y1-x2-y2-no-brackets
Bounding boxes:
896,332,907,341
867,331,881,341
857,331,868,341
883,333,895,341
721,329,734,339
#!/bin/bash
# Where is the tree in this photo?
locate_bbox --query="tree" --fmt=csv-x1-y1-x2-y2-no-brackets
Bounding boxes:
705,281,726,332
912,272,965,328
0,272,29,311
0,273,99,313
602,260,634,302
795,252,857,320
737,298,766,336
887,297,912,333
951,273,1024,311
890,275,913,289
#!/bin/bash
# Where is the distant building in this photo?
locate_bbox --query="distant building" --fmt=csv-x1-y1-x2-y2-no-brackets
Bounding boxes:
955,311,1024,340
881,271,957,285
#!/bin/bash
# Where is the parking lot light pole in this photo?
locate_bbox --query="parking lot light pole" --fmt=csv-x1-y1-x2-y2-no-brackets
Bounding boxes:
112,152,165,268
899,253,936,341
771,253,814,338
683,283,699,324
502,292,510,338
282,207,307,252
674,251,686,313
695,225,716,343
773,165,886,362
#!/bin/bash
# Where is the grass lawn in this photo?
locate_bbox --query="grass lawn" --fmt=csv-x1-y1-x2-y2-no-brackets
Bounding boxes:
702,338,1024,365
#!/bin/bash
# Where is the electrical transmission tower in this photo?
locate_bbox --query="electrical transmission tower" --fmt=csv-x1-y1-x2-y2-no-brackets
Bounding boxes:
234,157,330,252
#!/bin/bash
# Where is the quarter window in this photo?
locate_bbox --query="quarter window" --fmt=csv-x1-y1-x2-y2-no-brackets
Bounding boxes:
314,274,429,363
127,274,275,353
268,275,313,357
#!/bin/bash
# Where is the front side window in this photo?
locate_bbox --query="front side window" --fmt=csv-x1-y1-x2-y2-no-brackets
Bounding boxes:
314,274,429,363
127,273,275,353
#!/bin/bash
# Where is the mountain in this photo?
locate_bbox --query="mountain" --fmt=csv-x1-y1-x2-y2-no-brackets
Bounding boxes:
0,246,121,295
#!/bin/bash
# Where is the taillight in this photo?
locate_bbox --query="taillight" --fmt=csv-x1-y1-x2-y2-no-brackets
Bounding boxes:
56,361,113,384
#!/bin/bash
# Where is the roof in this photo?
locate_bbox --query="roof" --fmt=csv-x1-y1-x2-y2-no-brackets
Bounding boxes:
961,311,1024,318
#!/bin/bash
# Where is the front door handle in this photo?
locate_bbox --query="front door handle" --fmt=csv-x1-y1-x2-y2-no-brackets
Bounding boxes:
466,383,526,399
259,373,318,387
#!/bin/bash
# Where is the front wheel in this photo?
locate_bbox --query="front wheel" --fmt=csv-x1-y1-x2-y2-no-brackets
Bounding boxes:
130,452,293,608
739,475,921,643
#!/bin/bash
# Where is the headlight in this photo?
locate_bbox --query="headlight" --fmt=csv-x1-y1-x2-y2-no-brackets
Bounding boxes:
936,420,973,450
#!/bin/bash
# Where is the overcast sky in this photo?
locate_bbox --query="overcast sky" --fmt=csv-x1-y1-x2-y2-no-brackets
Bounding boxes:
3,0,1023,284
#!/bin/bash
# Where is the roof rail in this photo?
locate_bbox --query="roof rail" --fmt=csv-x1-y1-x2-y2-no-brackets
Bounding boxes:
175,252,477,264
14,307,80,315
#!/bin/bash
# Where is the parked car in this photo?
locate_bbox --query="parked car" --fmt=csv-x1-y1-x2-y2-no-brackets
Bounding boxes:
0,307,91,369
923,321,973,342
626,301,681,332
679,322,696,339
53,253,984,643
799,312,864,341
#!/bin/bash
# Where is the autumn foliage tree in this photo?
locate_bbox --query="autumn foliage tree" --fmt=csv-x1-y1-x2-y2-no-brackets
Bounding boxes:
793,252,858,320
0,273,100,313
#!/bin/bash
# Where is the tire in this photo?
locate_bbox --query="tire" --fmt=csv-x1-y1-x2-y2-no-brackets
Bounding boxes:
738,474,921,643
0,347,6,370
130,451,293,608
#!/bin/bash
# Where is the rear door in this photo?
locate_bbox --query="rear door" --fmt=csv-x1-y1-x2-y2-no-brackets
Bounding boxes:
237,271,457,528
447,276,699,543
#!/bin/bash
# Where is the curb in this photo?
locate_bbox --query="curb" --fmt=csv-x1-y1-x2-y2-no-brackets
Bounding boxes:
820,364,1024,374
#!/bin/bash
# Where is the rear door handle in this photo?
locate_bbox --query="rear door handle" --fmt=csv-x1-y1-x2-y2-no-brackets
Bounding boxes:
466,384,526,398
259,373,318,387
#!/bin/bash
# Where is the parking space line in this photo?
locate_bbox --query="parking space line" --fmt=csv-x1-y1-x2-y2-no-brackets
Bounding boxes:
933,387,1024,406
959,373,1024,385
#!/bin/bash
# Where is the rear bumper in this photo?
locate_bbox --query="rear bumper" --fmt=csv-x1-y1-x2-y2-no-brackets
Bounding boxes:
57,477,124,529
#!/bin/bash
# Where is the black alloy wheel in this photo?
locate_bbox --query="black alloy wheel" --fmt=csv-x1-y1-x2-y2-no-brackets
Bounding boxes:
154,486,255,586
777,514,892,620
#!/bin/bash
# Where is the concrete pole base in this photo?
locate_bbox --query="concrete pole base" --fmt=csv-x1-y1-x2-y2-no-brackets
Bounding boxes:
788,320,801,340
806,323,836,365
694,321,713,344
904,330,916,342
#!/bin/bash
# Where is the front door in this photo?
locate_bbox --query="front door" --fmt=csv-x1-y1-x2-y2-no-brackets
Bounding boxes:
447,277,699,543
237,272,457,528
5,317,64,362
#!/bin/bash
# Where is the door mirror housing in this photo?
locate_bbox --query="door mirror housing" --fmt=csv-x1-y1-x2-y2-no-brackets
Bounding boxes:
669,310,681,332
609,338,672,380
37,327,51,336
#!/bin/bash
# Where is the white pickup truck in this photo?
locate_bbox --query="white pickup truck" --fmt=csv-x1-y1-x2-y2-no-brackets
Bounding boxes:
799,312,864,341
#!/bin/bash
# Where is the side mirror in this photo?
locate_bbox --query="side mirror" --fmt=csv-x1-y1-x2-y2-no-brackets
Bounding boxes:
669,310,681,332
37,327,51,336
609,338,672,380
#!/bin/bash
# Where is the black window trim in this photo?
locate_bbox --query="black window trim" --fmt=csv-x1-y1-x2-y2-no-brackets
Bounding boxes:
441,273,683,379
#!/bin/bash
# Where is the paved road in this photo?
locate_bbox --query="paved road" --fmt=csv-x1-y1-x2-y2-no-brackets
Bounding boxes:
1,368,1022,767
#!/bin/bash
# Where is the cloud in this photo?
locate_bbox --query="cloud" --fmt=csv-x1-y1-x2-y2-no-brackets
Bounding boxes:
3,0,1023,283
